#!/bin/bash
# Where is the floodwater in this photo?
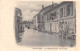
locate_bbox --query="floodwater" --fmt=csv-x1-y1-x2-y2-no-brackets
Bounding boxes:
20,27,76,47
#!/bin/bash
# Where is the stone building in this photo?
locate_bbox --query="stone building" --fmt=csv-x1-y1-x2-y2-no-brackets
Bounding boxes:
15,8,23,43
38,1,76,38
37,3,57,31
32,14,39,30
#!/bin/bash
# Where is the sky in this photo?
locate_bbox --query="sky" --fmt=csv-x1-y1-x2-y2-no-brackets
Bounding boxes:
17,1,61,21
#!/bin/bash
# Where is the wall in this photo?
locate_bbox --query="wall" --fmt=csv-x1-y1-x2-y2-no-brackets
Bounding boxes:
43,2,76,35
45,22,50,32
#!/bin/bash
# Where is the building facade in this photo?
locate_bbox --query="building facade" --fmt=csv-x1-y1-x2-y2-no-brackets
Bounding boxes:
32,14,39,30
38,1,76,38
23,21,30,28
38,4,55,31
15,8,23,43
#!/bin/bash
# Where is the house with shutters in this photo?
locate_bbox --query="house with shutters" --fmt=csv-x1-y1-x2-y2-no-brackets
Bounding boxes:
38,1,76,38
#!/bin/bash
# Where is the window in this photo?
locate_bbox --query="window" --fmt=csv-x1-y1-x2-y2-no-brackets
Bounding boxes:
71,4,73,16
47,15,49,21
42,16,44,22
66,5,71,16
66,4,73,16
17,12,21,17
50,12,56,20
50,13,52,20
37,15,40,23
60,8,63,17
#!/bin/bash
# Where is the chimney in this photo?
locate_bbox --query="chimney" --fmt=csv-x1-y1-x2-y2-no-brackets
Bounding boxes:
52,1,54,5
52,1,54,7
52,1,57,7
42,5,44,9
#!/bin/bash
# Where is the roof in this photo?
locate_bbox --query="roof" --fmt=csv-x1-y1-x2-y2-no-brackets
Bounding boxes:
39,4,54,14
38,1,73,15
33,14,38,18
44,1,73,15
15,8,22,15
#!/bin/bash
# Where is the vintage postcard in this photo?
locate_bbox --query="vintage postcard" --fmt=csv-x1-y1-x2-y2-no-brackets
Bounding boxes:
15,1,76,46
0,0,80,51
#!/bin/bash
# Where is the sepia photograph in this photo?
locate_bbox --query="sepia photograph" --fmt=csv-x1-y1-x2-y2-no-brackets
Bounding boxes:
15,1,76,47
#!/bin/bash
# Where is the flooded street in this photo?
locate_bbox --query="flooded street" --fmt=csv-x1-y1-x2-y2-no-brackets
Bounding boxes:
15,1,76,47
20,27,76,47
